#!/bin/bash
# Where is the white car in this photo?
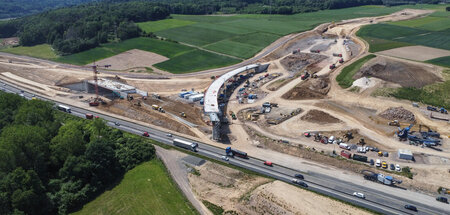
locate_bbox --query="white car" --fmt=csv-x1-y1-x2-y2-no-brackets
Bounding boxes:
375,159,381,167
166,133,173,137
353,192,365,199
221,156,229,161
395,164,401,172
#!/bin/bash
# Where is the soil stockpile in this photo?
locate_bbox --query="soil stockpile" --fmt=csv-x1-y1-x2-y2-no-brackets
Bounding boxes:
301,109,341,124
282,75,330,100
280,52,327,72
353,56,441,88
379,107,416,122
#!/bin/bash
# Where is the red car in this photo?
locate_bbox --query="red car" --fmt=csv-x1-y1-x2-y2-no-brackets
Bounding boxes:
143,132,149,137
264,161,273,166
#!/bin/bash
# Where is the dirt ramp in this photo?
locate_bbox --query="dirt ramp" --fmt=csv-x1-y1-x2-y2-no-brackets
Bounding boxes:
354,56,442,88
379,107,416,122
301,109,342,124
282,75,330,100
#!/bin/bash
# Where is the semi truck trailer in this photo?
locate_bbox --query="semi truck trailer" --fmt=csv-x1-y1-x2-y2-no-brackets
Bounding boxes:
226,147,248,158
173,138,198,152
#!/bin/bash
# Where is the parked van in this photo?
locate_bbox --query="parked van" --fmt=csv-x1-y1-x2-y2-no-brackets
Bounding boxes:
375,159,381,167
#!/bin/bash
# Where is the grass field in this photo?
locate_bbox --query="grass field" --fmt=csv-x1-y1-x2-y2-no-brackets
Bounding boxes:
337,54,376,88
427,56,450,68
155,49,240,73
357,7,450,53
137,19,195,32
1,44,58,59
72,159,198,215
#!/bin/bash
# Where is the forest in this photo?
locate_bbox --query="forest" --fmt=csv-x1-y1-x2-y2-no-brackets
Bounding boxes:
0,92,155,214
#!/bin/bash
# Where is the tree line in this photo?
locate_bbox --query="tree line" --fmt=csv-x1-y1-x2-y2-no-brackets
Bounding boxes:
0,1,169,55
0,92,156,214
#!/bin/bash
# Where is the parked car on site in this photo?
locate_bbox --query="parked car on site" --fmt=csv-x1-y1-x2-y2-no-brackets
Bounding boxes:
404,204,417,211
294,174,304,180
375,159,381,167
436,196,448,203
353,192,365,199
143,132,149,137
395,164,401,172
370,159,374,165
390,164,395,170
264,161,273,166
382,161,388,169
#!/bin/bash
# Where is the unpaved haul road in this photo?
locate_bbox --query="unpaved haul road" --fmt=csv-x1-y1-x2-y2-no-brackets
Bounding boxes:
2,81,449,215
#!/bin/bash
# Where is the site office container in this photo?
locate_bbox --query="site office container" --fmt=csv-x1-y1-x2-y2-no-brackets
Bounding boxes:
340,150,351,159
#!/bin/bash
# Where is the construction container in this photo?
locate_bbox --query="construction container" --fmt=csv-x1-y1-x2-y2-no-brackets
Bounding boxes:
184,92,198,99
340,150,351,159
189,94,204,102
179,91,191,98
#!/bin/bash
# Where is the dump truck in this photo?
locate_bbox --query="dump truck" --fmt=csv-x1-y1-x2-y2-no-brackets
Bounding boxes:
339,58,344,63
329,64,336,69
152,104,159,110
226,147,248,158
173,138,198,152
301,72,310,80
362,170,402,186
333,53,343,57
310,49,320,53
388,120,400,126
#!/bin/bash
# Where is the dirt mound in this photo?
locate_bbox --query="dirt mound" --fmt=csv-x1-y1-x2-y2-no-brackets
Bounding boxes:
353,56,442,88
262,33,322,61
379,107,416,122
301,109,341,124
282,75,330,100
280,52,327,72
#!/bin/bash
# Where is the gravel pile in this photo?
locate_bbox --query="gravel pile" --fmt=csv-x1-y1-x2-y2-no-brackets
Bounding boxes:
379,107,415,122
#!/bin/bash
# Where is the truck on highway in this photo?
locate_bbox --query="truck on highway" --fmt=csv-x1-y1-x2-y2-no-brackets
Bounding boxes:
226,147,248,158
362,170,402,186
57,105,71,113
173,138,198,152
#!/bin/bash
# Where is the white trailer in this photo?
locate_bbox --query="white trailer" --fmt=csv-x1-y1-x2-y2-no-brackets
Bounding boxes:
57,104,71,113
189,94,204,102
173,138,198,152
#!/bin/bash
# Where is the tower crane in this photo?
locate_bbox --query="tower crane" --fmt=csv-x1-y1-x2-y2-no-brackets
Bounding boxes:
89,62,111,106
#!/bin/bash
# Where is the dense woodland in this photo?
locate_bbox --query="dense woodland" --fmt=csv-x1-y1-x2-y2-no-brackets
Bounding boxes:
0,92,155,214
0,0,446,55
0,2,169,55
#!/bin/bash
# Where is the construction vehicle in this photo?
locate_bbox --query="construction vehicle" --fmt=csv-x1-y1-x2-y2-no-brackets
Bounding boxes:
85,113,94,119
362,170,402,186
339,58,344,63
419,125,440,138
427,106,437,112
329,64,336,69
292,49,301,54
301,71,310,80
333,53,343,57
180,112,187,118
388,120,400,126
226,147,248,158
310,49,320,53
440,107,448,114
88,63,111,106
152,104,159,110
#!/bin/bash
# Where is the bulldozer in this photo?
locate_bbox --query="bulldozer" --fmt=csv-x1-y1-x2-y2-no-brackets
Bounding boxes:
388,120,400,126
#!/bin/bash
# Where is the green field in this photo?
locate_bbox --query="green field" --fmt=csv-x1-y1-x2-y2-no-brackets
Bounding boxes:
155,49,240,73
137,19,195,32
427,56,450,68
2,44,58,59
72,159,198,215
337,54,376,88
357,8,450,53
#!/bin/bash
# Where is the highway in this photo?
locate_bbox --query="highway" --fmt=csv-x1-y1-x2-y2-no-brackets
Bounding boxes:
1,81,449,215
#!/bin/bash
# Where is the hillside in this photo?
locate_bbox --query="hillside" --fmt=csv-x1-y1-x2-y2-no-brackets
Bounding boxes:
0,0,97,19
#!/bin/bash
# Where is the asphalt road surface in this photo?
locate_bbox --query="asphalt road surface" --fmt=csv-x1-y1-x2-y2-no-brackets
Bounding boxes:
1,81,449,215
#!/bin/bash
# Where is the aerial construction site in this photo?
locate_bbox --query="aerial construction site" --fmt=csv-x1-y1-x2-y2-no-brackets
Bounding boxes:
1,7,449,215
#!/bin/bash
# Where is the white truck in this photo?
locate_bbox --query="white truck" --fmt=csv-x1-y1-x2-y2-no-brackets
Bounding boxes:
173,138,198,152
57,104,71,113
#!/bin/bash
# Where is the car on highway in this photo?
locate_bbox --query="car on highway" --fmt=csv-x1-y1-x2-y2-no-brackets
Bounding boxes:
294,174,304,180
382,161,387,169
404,204,417,212
395,164,401,172
166,133,173,137
291,179,308,187
143,132,149,137
221,156,229,161
436,196,448,203
263,161,273,166
19,93,24,97
390,164,395,170
114,122,120,126
352,192,365,199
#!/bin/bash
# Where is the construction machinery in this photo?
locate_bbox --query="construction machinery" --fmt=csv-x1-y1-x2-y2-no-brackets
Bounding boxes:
388,120,400,126
440,107,448,114
89,63,111,106
229,111,237,120
329,64,336,69
180,112,186,118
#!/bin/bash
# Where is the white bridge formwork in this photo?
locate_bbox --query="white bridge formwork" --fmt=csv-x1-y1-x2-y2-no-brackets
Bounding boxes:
204,64,269,141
